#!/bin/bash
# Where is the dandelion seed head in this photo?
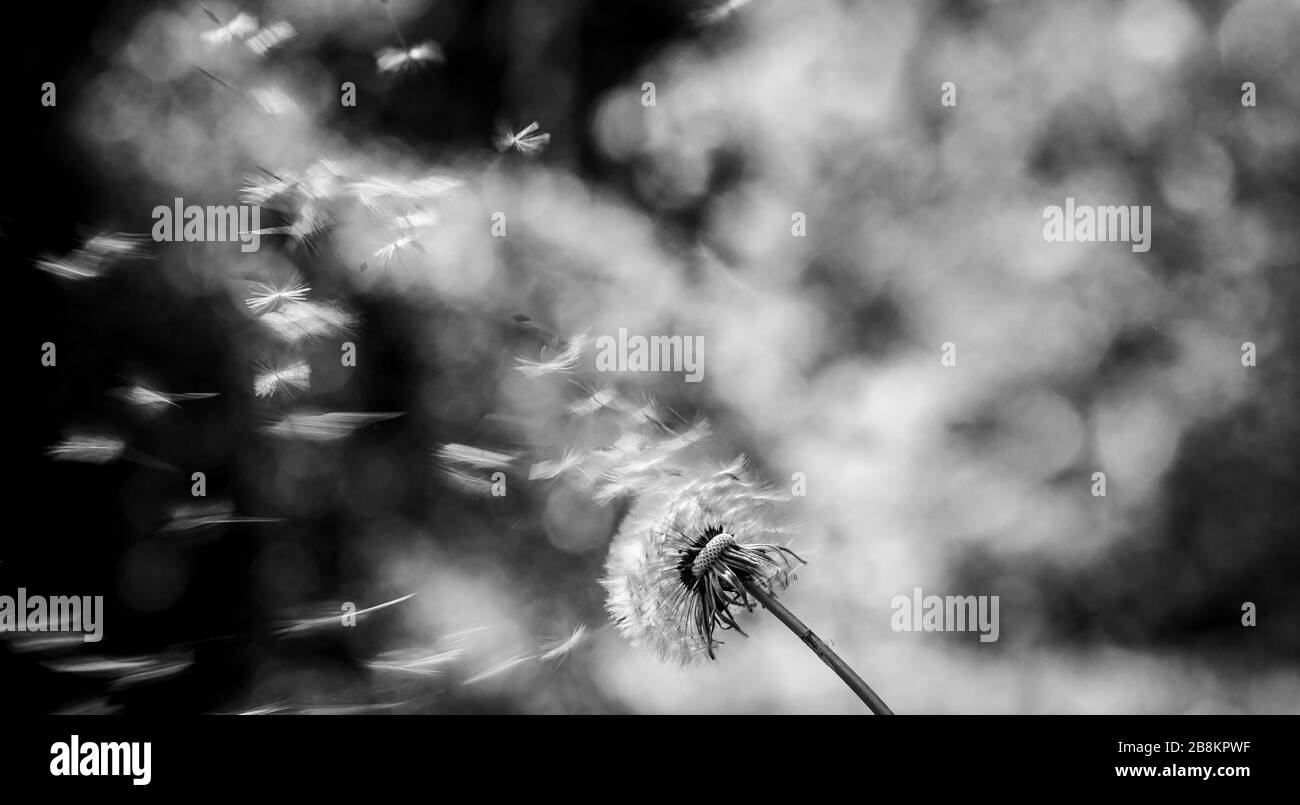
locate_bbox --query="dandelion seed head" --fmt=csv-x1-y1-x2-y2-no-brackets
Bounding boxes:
601,457,802,663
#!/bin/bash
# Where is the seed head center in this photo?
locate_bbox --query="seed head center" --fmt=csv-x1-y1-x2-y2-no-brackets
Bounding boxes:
692,532,737,578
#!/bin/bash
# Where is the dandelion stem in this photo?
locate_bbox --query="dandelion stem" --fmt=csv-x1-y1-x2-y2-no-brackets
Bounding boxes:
743,580,894,715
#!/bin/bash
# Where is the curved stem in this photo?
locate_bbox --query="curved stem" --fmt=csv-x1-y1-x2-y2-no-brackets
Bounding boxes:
743,580,894,715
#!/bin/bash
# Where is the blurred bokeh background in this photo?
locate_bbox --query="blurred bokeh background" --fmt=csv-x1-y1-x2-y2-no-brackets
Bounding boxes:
5,0,1299,713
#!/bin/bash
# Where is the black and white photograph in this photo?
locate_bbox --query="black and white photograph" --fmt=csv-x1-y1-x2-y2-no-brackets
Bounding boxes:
3,0,1299,786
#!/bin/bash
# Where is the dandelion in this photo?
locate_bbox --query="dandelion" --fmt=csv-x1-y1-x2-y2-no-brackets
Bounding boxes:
253,359,311,398
376,41,444,73
601,458,893,714
494,121,551,155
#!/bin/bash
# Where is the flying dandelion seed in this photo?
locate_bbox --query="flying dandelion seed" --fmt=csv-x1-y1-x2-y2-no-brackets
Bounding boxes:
275,593,416,636
253,359,311,399
33,253,100,281
691,0,755,25
366,646,465,677
161,500,282,533
389,208,440,231
33,231,146,281
515,334,586,377
461,652,536,686
83,232,147,258
245,21,296,56
6,634,87,653
46,434,174,471
258,299,357,343
375,40,444,72
568,385,619,416
227,700,407,715
539,624,589,665
55,699,124,716
200,11,258,44
43,651,194,691
585,421,711,504
439,465,499,496
252,201,330,246
528,449,588,481
494,121,552,155
372,234,424,268
248,86,300,115
245,273,311,314
619,395,674,429
262,411,405,441
435,443,518,471
347,174,463,207
240,173,294,205
111,383,218,415
601,458,892,713
46,434,127,464
291,701,409,715
109,655,195,690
